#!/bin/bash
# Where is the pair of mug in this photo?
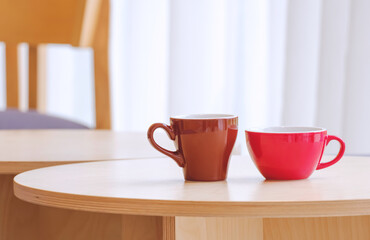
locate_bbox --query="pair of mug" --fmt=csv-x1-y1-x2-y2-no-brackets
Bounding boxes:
147,114,345,181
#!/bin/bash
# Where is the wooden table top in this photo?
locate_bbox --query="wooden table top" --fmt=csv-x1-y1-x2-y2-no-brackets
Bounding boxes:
14,155,370,218
0,130,171,173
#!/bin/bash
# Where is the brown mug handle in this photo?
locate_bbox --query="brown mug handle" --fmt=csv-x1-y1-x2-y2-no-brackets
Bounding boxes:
147,123,185,167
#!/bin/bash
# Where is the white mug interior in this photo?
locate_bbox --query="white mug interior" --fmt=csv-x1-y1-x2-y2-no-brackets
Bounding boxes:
246,126,326,133
171,114,237,120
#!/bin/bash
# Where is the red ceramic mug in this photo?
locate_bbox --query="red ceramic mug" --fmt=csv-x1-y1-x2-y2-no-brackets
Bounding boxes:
245,127,345,180
148,114,238,181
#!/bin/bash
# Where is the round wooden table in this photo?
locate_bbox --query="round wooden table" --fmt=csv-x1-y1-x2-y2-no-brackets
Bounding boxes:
0,130,170,240
14,155,370,240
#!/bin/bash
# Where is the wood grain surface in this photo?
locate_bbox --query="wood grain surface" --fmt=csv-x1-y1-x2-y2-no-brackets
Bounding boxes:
0,175,38,240
121,215,175,240
263,216,370,240
176,217,263,240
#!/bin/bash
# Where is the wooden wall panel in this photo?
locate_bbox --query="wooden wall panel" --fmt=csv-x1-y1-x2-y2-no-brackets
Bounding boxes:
37,206,121,240
0,175,38,240
264,216,370,240
122,215,175,240
176,217,263,240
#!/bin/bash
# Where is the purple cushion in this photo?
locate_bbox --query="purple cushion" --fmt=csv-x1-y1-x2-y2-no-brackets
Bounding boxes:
0,109,89,129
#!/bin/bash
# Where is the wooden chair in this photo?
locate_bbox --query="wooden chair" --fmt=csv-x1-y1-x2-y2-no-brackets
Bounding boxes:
0,0,111,129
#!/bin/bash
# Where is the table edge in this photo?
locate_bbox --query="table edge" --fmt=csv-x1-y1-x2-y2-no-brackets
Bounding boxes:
0,156,163,174
0,161,90,174
13,179,370,218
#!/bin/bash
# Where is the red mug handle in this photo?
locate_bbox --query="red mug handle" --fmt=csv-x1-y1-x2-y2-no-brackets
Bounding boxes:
147,123,185,167
316,135,345,170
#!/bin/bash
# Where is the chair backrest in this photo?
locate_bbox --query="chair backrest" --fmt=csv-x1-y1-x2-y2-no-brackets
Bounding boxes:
0,0,100,47
0,0,111,129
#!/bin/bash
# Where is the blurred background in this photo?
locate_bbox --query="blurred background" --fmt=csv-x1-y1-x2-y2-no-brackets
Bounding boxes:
0,0,369,155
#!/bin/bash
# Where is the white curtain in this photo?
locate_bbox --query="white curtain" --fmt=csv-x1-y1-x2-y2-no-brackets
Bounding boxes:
0,0,369,155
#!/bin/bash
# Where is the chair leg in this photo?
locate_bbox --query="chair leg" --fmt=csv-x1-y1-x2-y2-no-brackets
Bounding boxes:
28,45,38,110
28,44,47,112
5,43,20,109
92,0,111,129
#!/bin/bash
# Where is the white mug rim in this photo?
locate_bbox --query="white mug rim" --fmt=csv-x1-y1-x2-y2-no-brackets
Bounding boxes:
171,114,237,120
245,126,326,134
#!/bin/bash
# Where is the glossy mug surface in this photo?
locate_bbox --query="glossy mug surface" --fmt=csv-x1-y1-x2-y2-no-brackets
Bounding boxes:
148,114,238,181
245,127,345,180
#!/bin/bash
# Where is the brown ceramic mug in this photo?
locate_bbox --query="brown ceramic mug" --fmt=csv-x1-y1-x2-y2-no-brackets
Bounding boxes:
147,114,238,181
